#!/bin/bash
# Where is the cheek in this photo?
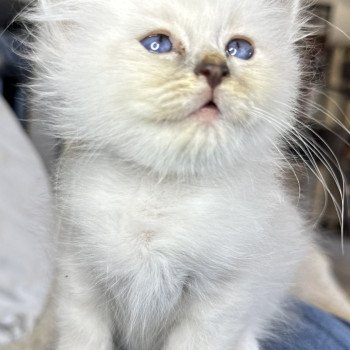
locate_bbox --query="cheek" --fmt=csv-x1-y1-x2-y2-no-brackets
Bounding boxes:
218,74,258,123
117,63,204,121
141,77,202,122
218,59,298,123
106,40,208,119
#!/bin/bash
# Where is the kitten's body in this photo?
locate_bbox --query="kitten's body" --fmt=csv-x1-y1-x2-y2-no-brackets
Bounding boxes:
28,0,313,349
56,152,307,350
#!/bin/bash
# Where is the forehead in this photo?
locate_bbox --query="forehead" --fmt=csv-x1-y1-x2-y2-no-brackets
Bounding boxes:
114,0,273,15
76,0,294,54
104,0,290,34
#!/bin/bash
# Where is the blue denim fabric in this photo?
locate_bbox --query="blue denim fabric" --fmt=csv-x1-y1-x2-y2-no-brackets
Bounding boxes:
262,302,350,350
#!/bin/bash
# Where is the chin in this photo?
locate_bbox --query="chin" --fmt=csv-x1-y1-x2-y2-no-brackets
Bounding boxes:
112,115,249,178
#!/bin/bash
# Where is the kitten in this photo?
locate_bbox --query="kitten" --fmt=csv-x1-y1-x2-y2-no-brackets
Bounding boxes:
28,0,311,349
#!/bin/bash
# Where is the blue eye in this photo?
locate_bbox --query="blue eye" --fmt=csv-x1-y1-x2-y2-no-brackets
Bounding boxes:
226,38,254,60
140,34,173,54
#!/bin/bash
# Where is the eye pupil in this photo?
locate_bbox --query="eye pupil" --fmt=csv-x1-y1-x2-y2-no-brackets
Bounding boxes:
140,34,173,54
226,39,254,60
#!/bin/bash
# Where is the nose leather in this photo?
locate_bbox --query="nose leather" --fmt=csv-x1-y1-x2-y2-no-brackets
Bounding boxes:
195,56,230,89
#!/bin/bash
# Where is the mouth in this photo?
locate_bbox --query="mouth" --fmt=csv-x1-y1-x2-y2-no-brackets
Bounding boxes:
204,101,218,109
191,100,220,122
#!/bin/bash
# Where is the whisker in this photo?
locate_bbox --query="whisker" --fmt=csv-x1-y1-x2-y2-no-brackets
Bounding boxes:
254,107,346,248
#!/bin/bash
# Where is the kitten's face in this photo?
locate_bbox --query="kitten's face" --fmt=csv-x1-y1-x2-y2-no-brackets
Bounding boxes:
43,0,301,175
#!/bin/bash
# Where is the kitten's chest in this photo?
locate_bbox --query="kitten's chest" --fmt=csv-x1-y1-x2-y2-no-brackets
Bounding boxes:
115,182,219,250
73,174,247,262
65,163,268,275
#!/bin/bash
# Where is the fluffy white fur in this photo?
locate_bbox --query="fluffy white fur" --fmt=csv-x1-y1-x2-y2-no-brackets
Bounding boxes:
28,0,311,349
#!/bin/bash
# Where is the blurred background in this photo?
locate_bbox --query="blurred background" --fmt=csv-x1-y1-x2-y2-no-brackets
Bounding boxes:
0,0,349,347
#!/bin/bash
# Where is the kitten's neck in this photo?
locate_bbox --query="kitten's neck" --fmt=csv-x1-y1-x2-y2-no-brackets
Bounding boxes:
59,140,280,189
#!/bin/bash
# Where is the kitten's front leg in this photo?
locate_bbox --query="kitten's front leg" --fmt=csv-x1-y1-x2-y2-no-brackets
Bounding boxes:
164,321,260,350
236,334,260,350
163,283,261,350
54,271,113,350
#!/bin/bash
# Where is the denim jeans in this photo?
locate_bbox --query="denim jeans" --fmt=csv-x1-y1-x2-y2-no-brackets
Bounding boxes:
262,302,350,350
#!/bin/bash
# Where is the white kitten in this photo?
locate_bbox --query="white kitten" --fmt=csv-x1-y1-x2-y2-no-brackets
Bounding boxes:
28,0,310,349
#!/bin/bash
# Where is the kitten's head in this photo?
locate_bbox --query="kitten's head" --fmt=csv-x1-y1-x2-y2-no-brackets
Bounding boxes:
31,0,304,176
